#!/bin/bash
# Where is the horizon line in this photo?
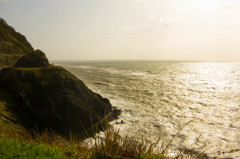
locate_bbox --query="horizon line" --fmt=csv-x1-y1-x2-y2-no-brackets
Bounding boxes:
50,59,239,63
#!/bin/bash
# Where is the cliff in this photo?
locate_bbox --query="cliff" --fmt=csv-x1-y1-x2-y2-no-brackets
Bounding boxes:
0,18,118,136
0,18,34,67
0,66,113,135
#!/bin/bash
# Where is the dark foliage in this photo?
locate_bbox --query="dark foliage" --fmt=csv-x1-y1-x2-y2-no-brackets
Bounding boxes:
15,49,50,68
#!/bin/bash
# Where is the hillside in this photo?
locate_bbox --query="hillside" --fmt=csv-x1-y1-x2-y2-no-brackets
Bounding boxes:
0,18,34,67
0,17,194,159
0,17,117,136
0,65,113,135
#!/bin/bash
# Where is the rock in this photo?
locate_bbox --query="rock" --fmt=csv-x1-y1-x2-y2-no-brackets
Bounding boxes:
14,50,49,68
0,66,113,135
0,17,120,137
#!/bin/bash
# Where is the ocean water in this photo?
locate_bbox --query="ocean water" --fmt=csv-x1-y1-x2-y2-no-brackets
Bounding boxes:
55,61,240,158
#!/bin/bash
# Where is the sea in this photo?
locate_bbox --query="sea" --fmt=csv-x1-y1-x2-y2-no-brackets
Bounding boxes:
54,61,240,158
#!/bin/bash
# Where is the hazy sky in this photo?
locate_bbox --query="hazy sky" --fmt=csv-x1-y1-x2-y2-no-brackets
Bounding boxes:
1,0,240,61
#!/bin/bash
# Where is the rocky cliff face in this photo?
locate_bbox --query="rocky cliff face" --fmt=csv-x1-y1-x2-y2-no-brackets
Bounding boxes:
0,18,34,67
0,66,113,135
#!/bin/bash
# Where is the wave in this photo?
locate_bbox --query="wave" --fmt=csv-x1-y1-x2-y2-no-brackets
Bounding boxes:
57,61,240,158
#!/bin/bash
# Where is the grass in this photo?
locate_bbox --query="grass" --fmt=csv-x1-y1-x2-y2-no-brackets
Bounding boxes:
0,125,182,159
0,17,34,55
0,17,34,67
0,54,24,67
0,121,196,159
0,93,199,159
0,139,65,159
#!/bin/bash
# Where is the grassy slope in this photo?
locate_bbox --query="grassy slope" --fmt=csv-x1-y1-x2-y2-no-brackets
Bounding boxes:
0,139,65,159
0,92,18,132
0,18,33,55
0,18,34,67
0,92,77,159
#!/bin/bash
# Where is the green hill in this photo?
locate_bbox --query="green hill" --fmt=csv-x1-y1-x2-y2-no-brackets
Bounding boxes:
0,18,34,67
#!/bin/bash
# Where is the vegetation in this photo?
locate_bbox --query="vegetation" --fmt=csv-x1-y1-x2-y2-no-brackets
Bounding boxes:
0,66,113,136
14,49,50,68
0,18,34,55
0,124,185,159
0,17,199,159
0,93,197,159
0,17,34,67
0,139,65,159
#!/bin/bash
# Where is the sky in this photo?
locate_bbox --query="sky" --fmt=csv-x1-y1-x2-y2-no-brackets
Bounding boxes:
1,0,240,61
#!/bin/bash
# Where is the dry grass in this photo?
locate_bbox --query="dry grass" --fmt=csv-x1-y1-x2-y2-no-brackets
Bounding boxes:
0,93,200,159
0,117,197,159
79,118,198,159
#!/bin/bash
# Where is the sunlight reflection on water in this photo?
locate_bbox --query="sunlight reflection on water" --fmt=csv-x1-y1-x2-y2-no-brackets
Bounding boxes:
57,61,240,158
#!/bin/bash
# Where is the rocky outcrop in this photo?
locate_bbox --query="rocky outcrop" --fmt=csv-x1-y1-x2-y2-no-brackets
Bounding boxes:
0,18,34,67
0,66,113,135
15,50,49,68
0,18,119,137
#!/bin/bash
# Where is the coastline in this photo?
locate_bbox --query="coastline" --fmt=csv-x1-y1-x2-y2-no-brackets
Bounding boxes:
82,106,121,138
